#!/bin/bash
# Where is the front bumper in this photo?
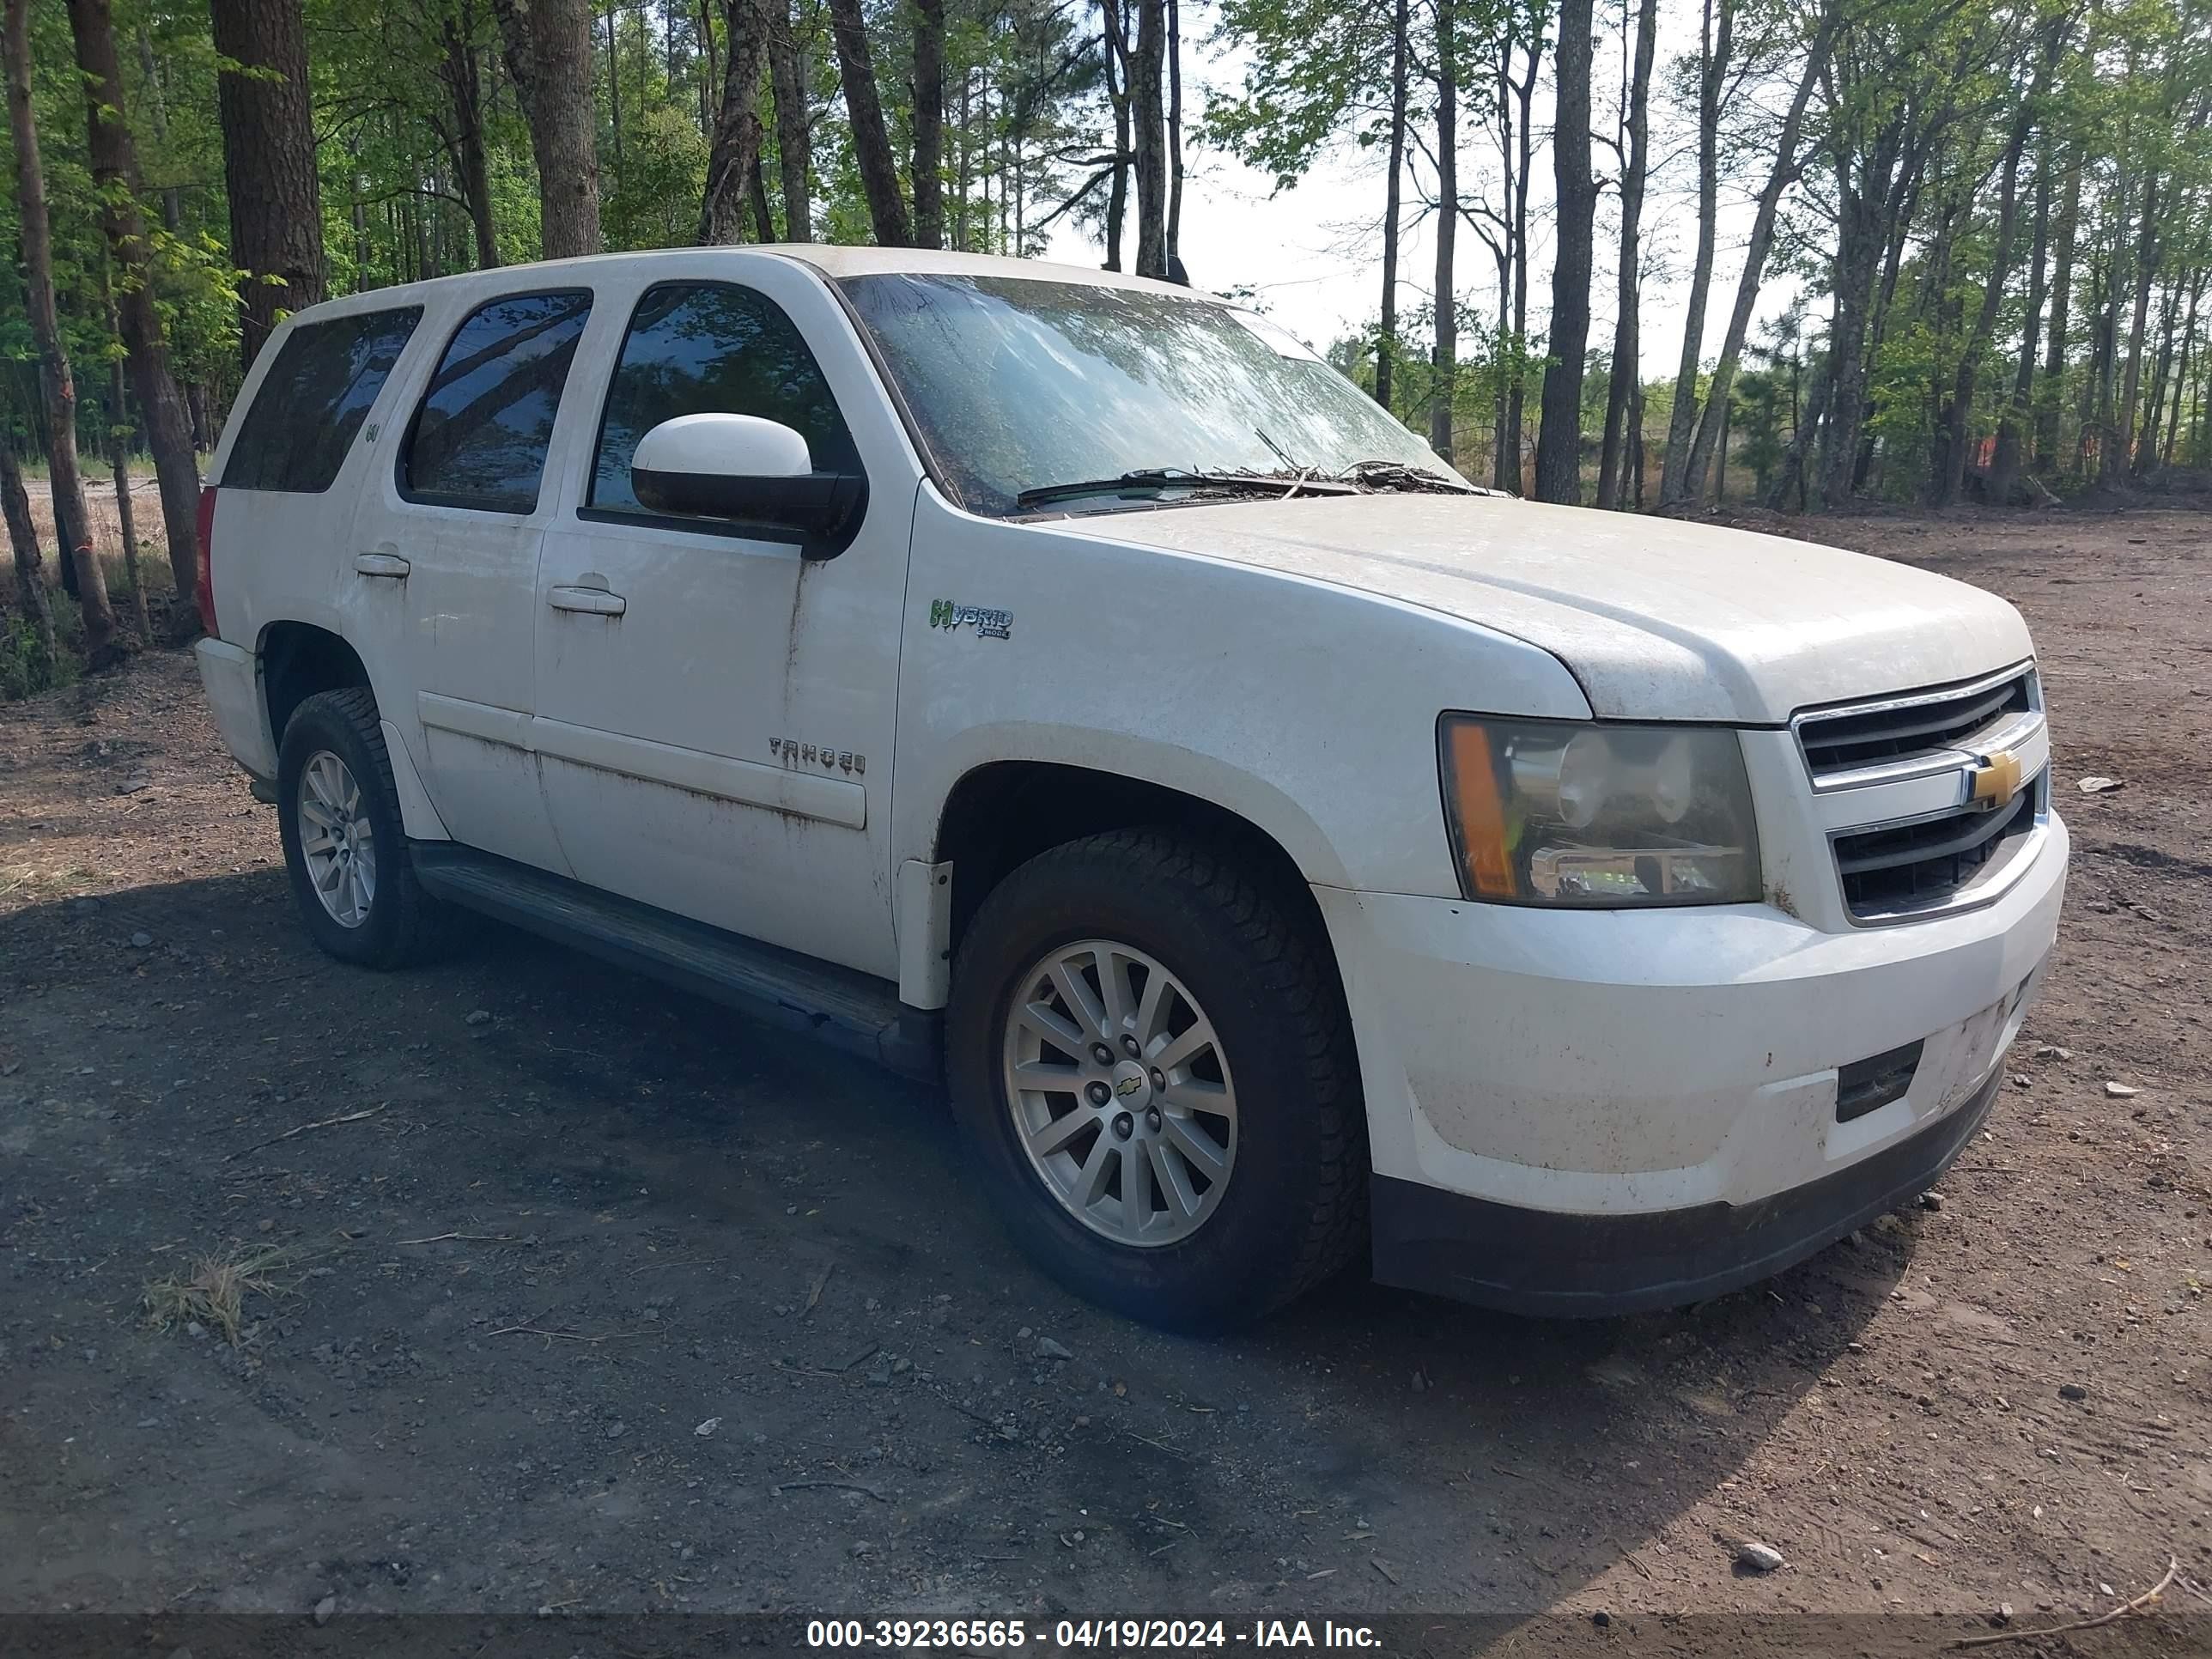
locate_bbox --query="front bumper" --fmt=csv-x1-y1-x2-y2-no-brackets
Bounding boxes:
1317,809,2066,1315
1372,1066,2002,1315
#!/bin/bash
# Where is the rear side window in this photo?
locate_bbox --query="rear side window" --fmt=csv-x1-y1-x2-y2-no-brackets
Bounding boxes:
403,289,592,513
588,282,858,516
222,307,422,492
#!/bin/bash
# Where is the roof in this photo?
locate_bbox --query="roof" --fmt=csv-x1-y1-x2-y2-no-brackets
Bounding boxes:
295,244,1202,321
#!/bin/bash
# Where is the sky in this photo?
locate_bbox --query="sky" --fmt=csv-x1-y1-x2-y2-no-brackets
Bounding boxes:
1042,4,1792,380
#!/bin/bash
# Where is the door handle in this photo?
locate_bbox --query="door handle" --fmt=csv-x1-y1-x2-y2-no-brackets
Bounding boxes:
354,550,410,579
548,586,627,617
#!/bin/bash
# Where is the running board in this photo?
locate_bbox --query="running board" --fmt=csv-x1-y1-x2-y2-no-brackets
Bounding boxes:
410,843,939,1081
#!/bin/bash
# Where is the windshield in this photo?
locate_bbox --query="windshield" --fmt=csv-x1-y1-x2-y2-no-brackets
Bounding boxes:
836,272,1468,517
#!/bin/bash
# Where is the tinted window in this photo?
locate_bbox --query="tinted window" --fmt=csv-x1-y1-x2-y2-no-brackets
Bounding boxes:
223,307,422,492
404,290,592,513
589,283,858,516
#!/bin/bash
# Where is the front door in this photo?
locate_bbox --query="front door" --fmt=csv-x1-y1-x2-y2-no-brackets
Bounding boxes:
530,257,913,980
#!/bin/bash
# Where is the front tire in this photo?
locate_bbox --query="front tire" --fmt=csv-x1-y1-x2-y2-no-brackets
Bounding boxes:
946,830,1364,1332
276,688,447,969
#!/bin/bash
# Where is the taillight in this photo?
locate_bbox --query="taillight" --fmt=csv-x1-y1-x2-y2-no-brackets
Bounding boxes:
194,487,218,637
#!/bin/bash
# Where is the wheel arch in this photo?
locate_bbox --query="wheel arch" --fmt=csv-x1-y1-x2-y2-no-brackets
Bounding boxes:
930,758,1340,981
258,620,374,745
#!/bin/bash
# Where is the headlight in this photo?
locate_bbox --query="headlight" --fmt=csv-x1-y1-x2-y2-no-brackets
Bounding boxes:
1438,715,1761,906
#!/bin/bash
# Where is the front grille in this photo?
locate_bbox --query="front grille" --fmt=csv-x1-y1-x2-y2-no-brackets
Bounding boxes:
1798,668,2034,781
1833,784,2039,919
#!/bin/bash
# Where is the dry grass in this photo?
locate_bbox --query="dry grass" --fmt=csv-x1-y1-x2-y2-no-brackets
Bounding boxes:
143,1243,296,1345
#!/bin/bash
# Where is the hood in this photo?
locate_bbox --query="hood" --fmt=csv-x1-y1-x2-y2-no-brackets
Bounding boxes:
1061,494,2033,724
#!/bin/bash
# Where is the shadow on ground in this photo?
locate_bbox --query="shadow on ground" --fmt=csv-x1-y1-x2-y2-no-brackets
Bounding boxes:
3,869,1908,1617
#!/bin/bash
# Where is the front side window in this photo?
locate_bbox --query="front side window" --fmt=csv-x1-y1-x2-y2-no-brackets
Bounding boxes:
224,307,422,493
836,273,1465,517
403,289,593,513
589,282,859,517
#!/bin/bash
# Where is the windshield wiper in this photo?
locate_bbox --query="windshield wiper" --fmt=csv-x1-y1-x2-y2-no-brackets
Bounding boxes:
1014,467,1360,511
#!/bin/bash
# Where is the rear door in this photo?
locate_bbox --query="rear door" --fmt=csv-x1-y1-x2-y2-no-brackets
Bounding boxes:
530,255,914,979
341,286,597,873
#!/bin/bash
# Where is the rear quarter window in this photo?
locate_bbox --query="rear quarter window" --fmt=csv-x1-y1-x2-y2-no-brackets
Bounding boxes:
222,307,423,492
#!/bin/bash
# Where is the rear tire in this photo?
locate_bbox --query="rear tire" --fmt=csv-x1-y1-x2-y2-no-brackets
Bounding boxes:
945,829,1364,1332
276,688,449,969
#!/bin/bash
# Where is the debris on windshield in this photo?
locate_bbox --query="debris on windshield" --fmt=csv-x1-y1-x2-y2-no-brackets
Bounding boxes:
1340,459,1511,497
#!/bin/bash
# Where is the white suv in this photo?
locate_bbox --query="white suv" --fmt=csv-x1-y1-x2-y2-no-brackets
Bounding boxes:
193,246,2067,1330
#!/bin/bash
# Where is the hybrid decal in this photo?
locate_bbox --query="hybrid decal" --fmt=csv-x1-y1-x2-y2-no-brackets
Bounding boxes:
930,599,1014,640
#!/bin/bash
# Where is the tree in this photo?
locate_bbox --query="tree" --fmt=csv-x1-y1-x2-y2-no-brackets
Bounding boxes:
65,0,203,621
769,0,813,239
8,0,118,662
1376,0,1408,411
1659,0,1735,503
494,0,603,257
1595,0,1657,509
106,290,154,640
0,445,56,669
1531,0,1595,502
825,0,911,245
210,0,325,372
1679,0,1840,504
911,0,945,248
1131,0,1168,275
699,0,769,242
1430,0,1459,460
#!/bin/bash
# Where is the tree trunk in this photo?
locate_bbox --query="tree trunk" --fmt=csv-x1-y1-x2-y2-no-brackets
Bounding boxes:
1595,0,1656,510
1375,0,1408,414
2035,139,2081,472
1531,0,1594,504
2112,173,2158,480
699,0,770,243
1,447,57,664
2162,268,2203,465
105,296,152,641
605,5,623,193
210,0,325,372
1130,0,1167,276
910,0,944,248
134,27,185,234
1661,0,1732,503
2136,274,2181,477
769,0,811,240
1503,31,1539,480
11,0,118,661
1990,133,2052,504
493,0,603,257
66,0,201,623
1101,0,1130,270
1165,0,1183,268
441,11,500,266
1427,0,1456,462
1936,30,2059,507
1681,8,1838,502
825,0,911,245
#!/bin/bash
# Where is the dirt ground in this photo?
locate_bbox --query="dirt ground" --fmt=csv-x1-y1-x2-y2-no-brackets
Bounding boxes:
2,504,2207,1639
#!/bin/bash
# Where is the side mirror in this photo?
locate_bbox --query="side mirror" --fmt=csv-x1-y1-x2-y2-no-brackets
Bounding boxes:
630,413,866,559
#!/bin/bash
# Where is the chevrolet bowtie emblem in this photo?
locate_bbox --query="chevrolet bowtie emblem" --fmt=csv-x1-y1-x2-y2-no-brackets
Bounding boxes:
1115,1075,1145,1097
1969,750,2024,810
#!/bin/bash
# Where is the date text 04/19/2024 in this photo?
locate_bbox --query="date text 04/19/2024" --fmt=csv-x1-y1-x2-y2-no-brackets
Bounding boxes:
805,1620,1381,1650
